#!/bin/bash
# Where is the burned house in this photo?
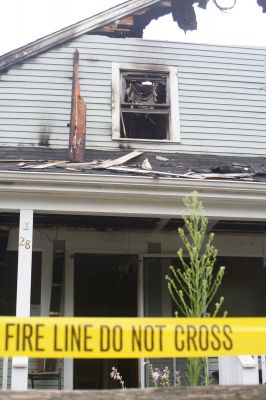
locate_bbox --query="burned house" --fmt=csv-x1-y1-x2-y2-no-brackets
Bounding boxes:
0,0,266,390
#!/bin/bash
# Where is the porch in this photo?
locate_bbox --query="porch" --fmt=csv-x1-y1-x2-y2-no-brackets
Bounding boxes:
0,209,266,389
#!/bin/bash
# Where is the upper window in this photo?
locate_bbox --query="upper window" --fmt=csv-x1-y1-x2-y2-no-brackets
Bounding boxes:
112,63,180,142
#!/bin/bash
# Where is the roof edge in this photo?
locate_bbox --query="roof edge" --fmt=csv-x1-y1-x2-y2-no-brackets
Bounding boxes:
0,170,265,220
0,0,161,72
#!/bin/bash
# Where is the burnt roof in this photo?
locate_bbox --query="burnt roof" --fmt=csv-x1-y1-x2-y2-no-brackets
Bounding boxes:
1,0,265,73
0,146,265,183
0,0,166,72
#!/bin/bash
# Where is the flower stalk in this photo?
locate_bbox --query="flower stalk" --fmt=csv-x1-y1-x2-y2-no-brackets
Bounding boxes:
165,191,227,385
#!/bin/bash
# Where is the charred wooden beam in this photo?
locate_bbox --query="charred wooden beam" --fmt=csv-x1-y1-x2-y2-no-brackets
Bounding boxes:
117,16,135,25
171,0,197,32
129,5,170,37
93,4,170,38
258,0,266,12
68,50,86,163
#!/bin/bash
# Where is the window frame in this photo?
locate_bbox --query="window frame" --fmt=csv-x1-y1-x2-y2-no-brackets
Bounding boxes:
112,62,180,142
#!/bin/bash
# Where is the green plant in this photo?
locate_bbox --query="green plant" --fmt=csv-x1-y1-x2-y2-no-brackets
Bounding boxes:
165,191,227,386
110,362,181,389
145,360,181,387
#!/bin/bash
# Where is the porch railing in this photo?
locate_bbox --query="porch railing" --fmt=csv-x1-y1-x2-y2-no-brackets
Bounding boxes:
259,355,266,384
219,355,266,385
1,357,8,390
1,356,266,389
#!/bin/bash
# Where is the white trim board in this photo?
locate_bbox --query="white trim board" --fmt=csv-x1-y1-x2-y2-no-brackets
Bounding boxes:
0,171,265,220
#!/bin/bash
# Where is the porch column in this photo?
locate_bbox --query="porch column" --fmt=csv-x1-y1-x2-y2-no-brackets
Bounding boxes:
11,209,33,390
63,249,74,390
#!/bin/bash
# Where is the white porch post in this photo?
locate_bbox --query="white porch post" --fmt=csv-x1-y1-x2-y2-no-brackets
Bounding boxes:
137,256,145,389
11,209,33,390
63,249,74,390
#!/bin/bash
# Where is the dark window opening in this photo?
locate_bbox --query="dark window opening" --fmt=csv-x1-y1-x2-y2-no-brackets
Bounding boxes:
0,252,42,316
121,113,168,140
120,71,169,140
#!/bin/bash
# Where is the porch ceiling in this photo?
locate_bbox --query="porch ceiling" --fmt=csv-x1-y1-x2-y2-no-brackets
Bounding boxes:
1,213,266,233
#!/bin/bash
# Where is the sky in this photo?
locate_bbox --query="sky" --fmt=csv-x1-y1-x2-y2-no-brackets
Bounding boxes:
0,0,266,56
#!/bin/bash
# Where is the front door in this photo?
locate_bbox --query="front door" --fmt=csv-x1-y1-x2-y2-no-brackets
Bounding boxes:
74,254,138,389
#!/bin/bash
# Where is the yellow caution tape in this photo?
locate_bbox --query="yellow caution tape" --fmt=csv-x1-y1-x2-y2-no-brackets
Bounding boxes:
1,317,266,358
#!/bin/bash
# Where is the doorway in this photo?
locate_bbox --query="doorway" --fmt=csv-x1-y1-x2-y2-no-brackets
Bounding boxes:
216,257,266,316
74,254,138,389
0,251,42,316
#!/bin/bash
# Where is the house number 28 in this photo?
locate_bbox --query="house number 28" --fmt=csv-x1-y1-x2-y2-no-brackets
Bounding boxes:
19,236,31,249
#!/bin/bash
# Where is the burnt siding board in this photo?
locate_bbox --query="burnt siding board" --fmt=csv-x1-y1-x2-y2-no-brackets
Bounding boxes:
0,146,68,161
0,36,266,155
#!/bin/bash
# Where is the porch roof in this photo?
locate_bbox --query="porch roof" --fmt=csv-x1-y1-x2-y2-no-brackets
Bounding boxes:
0,147,265,182
0,147,265,221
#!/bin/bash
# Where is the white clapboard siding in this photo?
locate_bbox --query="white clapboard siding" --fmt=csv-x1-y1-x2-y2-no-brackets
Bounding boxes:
0,358,10,390
0,34,266,155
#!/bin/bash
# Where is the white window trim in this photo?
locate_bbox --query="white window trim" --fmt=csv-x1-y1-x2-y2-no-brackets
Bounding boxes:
112,62,180,142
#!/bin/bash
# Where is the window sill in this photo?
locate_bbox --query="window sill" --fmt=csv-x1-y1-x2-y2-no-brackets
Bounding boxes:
112,138,181,144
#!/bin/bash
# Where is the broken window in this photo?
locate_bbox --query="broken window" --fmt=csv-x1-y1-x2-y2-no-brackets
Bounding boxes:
112,64,180,142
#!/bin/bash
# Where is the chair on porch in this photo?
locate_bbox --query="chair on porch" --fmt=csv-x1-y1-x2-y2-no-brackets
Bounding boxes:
28,359,62,389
